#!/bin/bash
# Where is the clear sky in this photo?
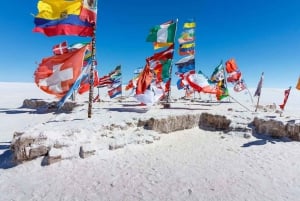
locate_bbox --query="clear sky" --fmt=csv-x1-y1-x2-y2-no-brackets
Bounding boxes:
1,0,300,88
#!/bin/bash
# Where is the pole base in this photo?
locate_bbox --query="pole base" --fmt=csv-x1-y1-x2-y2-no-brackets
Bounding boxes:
163,103,171,109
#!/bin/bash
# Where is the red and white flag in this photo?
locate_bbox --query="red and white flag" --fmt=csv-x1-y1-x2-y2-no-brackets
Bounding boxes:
52,41,68,55
34,44,91,97
279,87,291,110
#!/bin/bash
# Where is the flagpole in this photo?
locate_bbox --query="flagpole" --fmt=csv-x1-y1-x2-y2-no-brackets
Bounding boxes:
254,72,264,112
88,25,97,118
164,18,178,109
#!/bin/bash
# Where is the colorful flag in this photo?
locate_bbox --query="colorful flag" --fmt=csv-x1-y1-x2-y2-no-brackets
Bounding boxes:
57,61,93,108
80,0,98,23
136,64,153,95
210,62,225,83
108,84,122,98
254,72,264,97
134,83,164,106
147,44,174,61
175,59,195,74
33,0,94,37
52,41,69,55
34,44,91,97
178,43,195,56
225,59,242,83
178,29,195,44
183,19,196,29
296,77,300,90
153,42,173,50
186,71,217,94
77,67,99,94
279,87,291,110
146,20,176,43
233,80,246,92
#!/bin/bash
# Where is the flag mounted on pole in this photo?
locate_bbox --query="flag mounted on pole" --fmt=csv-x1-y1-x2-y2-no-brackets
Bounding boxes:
33,0,95,37
254,72,264,97
34,44,92,97
279,87,291,110
146,20,176,49
254,72,264,112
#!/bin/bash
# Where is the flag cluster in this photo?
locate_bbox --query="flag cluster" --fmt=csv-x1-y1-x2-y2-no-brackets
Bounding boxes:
225,59,246,92
135,20,176,105
175,19,196,93
97,65,122,99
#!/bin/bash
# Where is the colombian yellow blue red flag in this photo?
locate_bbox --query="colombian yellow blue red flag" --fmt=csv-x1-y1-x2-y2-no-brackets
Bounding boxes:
33,0,94,37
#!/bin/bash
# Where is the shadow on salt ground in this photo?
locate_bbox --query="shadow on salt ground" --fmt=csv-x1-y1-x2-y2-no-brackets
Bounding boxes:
0,108,36,115
0,107,71,115
241,133,292,148
0,142,17,169
104,107,149,113
164,107,211,111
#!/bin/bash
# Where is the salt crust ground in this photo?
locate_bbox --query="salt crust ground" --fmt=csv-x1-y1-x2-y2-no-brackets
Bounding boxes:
0,82,300,201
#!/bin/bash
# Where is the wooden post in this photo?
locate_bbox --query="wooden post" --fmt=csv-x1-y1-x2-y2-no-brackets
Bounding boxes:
88,27,97,118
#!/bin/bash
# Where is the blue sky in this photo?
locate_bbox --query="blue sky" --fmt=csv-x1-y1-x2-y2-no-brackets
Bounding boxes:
1,0,300,88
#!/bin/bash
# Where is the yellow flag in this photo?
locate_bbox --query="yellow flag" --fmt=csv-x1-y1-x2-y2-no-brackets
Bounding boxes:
184,22,196,29
36,0,82,20
153,42,173,50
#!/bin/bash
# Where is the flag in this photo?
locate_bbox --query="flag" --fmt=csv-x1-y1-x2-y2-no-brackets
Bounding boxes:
225,58,242,83
53,41,68,55
254,72,264,97
233,80,246,92
34,44,91,97
153,42,173,50
136,64,153,95
135,83,164,106
147,45,174,82
147,44,174,61
210,62,225,83
183,19,196,29
225,59,238,73
178,29,195,44
178,43,195,56
33,0,94,37
175,55,196,72
175,59,195,74
186,71,217,94
77,67,99,94
279,87,291,110
296,77,300,90
108,84,122,98
146,20,176,43
57,61,92,108
80,0,98,23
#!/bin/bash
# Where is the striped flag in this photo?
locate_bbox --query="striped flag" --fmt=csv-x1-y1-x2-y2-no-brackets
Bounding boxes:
146,20,176,43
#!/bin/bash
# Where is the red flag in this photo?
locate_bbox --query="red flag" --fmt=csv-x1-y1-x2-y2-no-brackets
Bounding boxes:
279,87,291,110
80,0,98,24
225,59,238,73
52,41,69,55
34,45,90,97
136,64,153,95
233,80,246,92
